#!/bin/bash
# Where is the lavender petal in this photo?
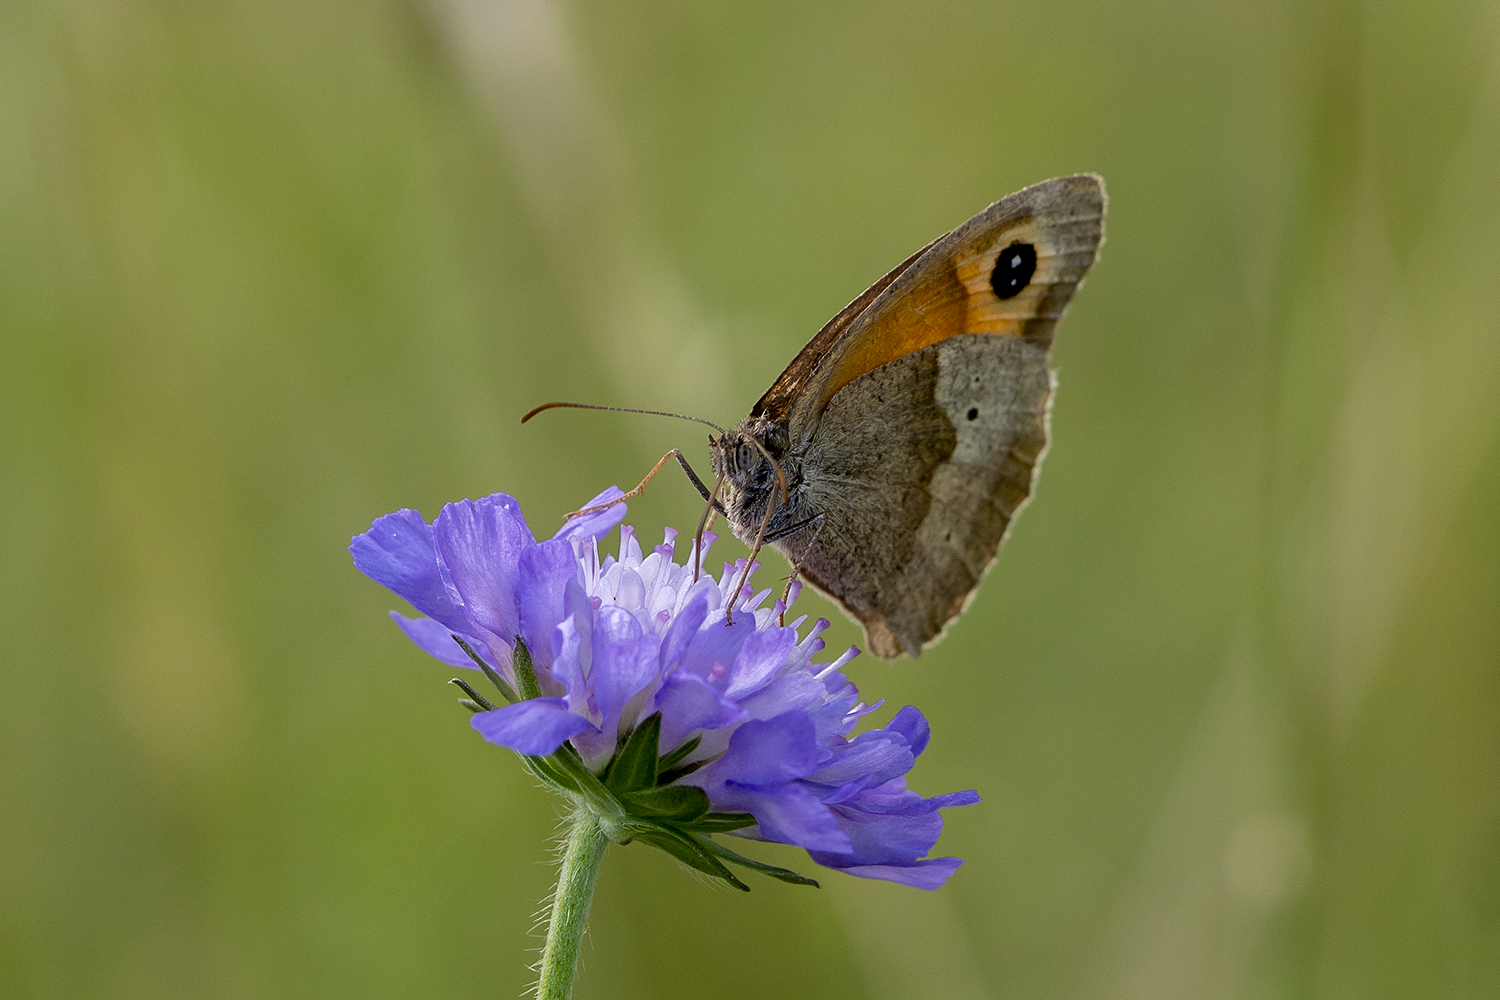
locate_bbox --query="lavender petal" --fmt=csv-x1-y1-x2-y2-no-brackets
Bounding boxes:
553,486,627,542
805,856,965,890
351,510,471,634
390,612,492,670
470,698,593,756
517,538,578,667
432,494,535,643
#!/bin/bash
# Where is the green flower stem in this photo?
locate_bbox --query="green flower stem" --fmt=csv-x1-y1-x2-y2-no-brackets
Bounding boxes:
537,807,608,1000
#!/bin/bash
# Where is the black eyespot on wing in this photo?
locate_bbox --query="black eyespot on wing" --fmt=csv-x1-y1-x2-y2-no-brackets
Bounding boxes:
966,407,979,421
990,242,1036,300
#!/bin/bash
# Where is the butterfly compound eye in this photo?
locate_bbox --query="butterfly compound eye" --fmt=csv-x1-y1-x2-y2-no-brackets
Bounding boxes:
990,242,1037,300
736,442,756,472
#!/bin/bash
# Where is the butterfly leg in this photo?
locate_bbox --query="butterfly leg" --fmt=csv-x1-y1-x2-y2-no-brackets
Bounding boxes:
565,449,727,521
768,513,827,624
777,569,800,627
690,477,724,584
724,490,778,626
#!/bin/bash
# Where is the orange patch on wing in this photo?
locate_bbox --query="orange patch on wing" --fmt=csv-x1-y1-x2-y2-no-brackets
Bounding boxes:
816,220,1064,413
955,220,1050,330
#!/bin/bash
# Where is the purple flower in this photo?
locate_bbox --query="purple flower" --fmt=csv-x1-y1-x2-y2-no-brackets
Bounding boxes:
351,488,978,889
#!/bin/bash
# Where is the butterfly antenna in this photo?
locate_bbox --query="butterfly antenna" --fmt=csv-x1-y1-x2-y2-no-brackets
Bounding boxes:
522,401,727,436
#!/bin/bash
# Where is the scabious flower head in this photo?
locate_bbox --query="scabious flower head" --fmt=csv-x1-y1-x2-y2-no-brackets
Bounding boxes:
351,487,978,889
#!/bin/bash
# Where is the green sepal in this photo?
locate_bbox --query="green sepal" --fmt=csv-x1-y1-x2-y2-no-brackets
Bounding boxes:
676,810,757,833
604,713,661,795
506,739,811,892
451,634,519,704
657,758,713,785
701,838,820,887
629,826,749,891
549,744,629,825
620,785,711,822
449,677,495,711
523,755,582,795
656,735,701,773
512,637,542,701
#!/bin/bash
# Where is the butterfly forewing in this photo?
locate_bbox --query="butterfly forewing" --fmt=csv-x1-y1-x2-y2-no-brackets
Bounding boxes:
790,174,1105,433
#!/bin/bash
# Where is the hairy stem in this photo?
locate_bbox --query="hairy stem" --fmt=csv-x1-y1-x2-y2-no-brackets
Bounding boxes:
536,808,607,1000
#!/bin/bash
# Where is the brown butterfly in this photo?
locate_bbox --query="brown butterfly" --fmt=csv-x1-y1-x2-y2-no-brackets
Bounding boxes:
529,175,1106,659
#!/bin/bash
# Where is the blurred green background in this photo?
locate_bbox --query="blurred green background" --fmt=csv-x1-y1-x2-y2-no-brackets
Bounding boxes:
3,0,1498,997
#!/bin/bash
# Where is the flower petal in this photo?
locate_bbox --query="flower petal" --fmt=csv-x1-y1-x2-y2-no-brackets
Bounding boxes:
517,538,578,667
806,856,965,890
351,510,470,634
654,672,746,751
884,705,931,757
550,608,588,704
390,612,492,670
707,712,821,786
723,625,798,700
433,494,534,643
599,564,647,613
553,486,627,542
719,782,850,853
658,591,709,672
591,607,659,725
675,612,756,681
818,785,981,871
836,781,982,817
470,698,593,756
828,803,946,864
808,730,914,787
739,671,829,721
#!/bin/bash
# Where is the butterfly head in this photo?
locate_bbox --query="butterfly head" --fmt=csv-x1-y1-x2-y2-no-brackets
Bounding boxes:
711,418,789,498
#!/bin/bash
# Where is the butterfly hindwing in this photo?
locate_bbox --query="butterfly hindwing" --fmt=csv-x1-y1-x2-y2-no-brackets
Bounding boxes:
777,335,1053,657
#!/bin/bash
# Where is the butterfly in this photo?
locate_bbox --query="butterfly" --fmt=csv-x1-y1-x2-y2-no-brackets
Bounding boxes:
531,175,1105,659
